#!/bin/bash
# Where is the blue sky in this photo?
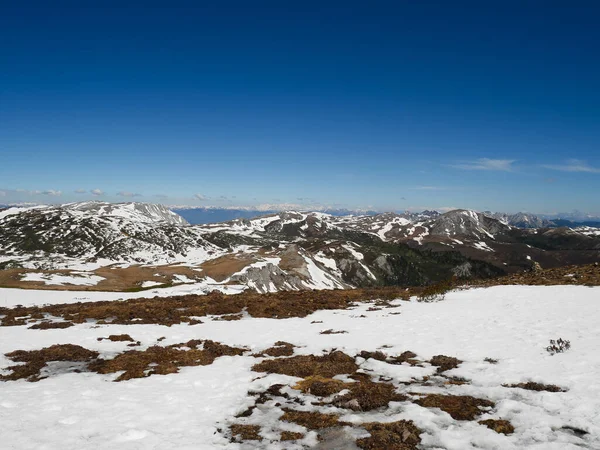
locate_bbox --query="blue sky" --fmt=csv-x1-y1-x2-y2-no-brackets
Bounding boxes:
1,2,599,213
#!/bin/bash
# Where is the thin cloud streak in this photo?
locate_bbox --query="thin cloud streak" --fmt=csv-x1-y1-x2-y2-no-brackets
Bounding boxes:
450,158,516,171
542,159,600,173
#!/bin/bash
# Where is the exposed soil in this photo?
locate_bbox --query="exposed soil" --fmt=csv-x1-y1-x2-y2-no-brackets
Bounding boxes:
252,351,358,378
320,329,348,335
413,394,495,420
356,420,422,450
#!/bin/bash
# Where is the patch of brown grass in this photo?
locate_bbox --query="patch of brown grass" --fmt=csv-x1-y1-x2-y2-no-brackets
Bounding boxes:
280,431,304,441
252,351,358,378
332,374,408,411
413,394,495,420
320,329,348,335
254,341,296,357
213,314,243,321
98,334,134,342
356,420,422,450
0,286,417,327
89,340,246,381
444,376,470,386
229,424,262,441
504,381,565,392
0,265,205,292
479,419,515,434
28,321,74,330
200,254,256,282
430,355,462,373
358,350,421,366
280,409,340,429
294,376,350,397
0,344,99,382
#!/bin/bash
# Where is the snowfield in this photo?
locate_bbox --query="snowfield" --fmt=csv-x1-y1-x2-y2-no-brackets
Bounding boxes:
1,285,599,449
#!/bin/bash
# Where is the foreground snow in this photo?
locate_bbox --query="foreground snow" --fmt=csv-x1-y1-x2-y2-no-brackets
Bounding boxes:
1,285,599,449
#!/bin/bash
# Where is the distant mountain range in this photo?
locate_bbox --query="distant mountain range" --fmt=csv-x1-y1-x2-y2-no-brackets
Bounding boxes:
170,206,381,224
1,202,599,293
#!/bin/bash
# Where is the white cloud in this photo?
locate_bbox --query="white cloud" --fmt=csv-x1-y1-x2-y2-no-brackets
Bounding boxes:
542,159,600,173
411,186,446,190
41,190,62,196
450,158,515,171
194,193,208,201
90,189,104,196
116,191,142,197
0,190,6,197
74,189,87,194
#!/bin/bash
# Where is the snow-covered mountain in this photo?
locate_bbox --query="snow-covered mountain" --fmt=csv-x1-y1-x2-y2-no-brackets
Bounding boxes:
0,202,216,269
483,211,555,228
1,202,599,293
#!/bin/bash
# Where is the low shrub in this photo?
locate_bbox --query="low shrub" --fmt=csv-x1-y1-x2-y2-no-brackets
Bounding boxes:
546,338,570,355
417,279,453,302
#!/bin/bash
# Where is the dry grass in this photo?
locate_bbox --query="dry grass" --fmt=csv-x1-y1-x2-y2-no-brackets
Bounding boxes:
280,409,340,429
479,419,515,435
89,340,246,381
199,254,256,282
356,420,422,450
0,265,204,292
254,341,296,357
1,340,247,382
280,431,304,441
358,350,421,366
332,374,408,411
0,344,99,382
252,351,358,378
28,321,74,330
320,329,348,335
229,424,262,441
430,355,462,373
98,334,135,342
294,376,350,397
413,394,495,421
0,286,416,327
504,381,565,392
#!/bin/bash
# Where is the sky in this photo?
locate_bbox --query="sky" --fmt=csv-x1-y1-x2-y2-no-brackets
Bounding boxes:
1,1,599,214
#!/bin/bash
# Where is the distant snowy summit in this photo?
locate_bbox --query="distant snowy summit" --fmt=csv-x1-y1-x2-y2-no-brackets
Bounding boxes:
0,201,189,227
